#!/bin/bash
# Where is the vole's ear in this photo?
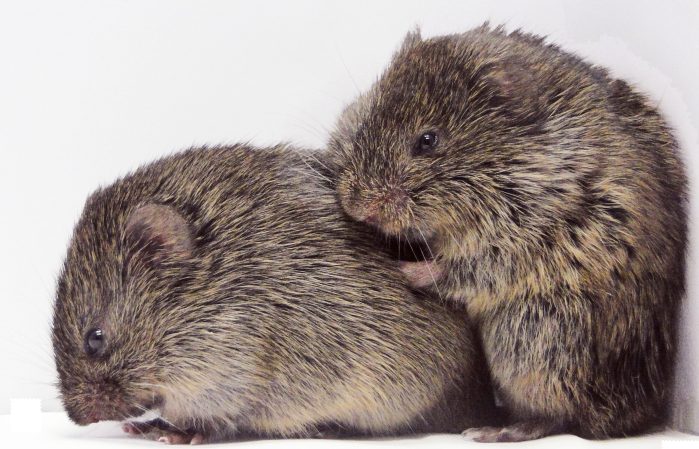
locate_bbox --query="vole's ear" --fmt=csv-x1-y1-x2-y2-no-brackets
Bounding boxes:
483,55,542,124
124,203,194,267
398,26,422,53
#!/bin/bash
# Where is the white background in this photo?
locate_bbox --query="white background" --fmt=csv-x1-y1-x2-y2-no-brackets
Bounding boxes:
1,0,698,442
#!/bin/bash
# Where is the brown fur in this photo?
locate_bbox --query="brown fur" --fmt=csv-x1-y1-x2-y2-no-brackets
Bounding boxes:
51,144,497,443
326,25,688,440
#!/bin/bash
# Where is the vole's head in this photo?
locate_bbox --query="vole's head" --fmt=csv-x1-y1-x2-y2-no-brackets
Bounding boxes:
52,194,202,425
329,26,580,246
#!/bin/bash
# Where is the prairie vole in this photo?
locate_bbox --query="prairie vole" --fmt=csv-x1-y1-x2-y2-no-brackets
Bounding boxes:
52,144,497,443
326,25,687,441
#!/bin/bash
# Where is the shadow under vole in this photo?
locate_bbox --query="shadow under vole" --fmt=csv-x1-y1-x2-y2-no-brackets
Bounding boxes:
326,24,688,441
51,144,498,443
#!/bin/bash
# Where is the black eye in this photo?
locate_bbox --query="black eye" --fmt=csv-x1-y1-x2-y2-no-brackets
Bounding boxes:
413,131,438,156
85,328,105,357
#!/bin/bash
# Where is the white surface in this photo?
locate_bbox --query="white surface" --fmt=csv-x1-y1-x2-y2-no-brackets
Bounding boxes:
1,0,698,438
2,412,698,449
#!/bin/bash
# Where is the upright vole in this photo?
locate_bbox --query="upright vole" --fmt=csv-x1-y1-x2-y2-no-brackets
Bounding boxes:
51,144,497,444
326,25,687,441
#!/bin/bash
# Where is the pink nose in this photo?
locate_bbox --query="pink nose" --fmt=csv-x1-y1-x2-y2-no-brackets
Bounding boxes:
348,186,408,226
80,403,113,425
77,409,101,425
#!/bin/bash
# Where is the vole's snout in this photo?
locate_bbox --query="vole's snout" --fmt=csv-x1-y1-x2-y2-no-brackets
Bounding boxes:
70,394,147,425
342,185,410,235
70,400,116,426
65,379,146,425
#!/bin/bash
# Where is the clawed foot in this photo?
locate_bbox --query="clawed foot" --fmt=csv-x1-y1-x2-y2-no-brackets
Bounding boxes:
122,419,205,444
399,260,443,288
462,421,561,442
122,422,147,436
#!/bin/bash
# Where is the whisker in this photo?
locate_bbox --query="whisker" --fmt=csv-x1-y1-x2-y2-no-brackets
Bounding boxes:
296,109,334,137
297,147,331,172
130,381,186,433
154,414,183,433
333,43,361,95
302,166,330,183
416,228,444,302
287,118,327,142
417,228,437,261
297,154,332,184
132,382,176,395
405,238,419,261
129,403,184,434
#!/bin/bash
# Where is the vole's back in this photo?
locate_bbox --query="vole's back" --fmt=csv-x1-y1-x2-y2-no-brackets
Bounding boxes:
451,28,687,438
172,146,490,435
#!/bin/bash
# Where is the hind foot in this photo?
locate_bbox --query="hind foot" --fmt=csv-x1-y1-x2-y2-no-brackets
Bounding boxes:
157,432,204,445
462,420,563,442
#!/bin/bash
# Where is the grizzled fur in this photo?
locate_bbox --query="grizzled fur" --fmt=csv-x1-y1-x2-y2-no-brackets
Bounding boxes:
51,144,497,443
326,25,687,440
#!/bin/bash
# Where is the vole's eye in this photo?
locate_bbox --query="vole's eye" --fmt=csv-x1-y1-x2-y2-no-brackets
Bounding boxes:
85,328,105,357
413,131,438,156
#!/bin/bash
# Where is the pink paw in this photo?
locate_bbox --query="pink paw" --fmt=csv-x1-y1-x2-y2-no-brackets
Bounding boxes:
399,260,443,288
122,422,143,436
158,432,205,445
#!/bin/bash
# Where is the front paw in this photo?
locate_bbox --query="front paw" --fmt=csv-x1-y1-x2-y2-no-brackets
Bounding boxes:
122,419,168,436
122,419,205,444
399,260,443,288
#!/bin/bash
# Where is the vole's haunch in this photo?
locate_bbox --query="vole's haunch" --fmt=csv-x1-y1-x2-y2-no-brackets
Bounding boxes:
327,24,687,441
51,144,497,443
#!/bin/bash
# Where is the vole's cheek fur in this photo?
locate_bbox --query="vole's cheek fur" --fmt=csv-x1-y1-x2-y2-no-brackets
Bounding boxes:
328,24,687,441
